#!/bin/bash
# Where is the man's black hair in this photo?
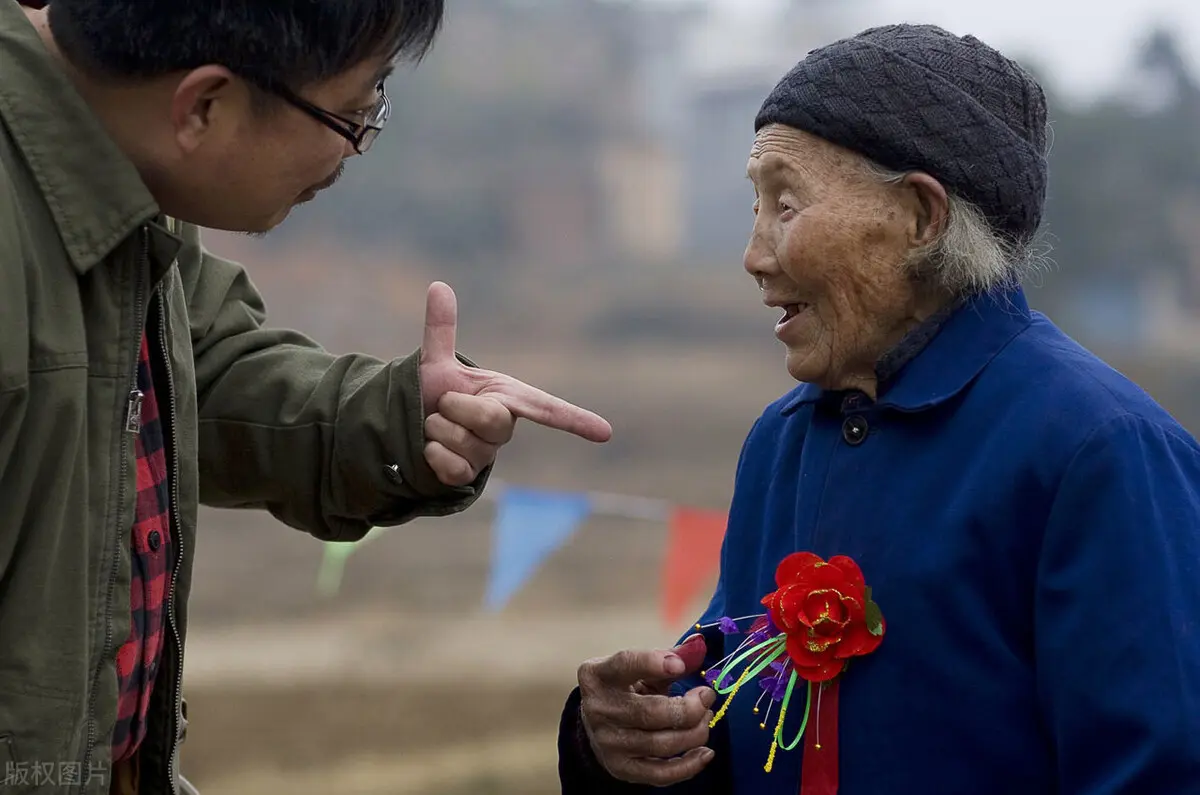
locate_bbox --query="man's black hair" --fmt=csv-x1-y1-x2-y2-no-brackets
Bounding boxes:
46,0,444,90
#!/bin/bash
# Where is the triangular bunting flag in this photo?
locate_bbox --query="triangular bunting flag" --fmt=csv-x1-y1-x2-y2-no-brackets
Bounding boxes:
661,507,728,628
485,487,591,611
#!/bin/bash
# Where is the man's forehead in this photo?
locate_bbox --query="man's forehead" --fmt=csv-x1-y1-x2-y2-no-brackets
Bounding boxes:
314,55,393,99
373,60,397,86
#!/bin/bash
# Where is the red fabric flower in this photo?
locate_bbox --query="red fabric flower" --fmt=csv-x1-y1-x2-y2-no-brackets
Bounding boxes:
760,552,885,682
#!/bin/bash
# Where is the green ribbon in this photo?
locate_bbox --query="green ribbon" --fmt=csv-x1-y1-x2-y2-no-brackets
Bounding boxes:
315,527,385,597
712,635,787,693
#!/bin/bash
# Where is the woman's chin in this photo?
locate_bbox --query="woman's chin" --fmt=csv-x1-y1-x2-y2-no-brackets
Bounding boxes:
784,348,824,384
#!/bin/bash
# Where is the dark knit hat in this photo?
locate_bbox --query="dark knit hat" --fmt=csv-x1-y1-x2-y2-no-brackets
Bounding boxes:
755,24,1048,243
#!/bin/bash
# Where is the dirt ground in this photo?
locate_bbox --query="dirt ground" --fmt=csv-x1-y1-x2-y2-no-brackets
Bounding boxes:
179,507,676,795
183,679,571,795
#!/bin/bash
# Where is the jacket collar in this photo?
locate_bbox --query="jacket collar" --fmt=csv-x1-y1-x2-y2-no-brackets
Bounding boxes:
0,1,159,274
781,286,1033,415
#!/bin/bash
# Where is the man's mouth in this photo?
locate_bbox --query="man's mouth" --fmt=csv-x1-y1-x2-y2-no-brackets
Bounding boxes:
301,163,346,201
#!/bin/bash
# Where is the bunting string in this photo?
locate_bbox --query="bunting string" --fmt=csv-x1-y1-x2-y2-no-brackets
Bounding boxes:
315,478,726,627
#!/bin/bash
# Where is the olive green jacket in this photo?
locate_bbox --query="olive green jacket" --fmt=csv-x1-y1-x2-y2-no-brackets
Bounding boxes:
0,4,485,793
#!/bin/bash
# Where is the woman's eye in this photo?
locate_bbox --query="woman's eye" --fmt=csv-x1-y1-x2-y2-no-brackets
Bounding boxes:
779,199,795,214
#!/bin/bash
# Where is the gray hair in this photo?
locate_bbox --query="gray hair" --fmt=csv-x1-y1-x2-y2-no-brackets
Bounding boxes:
864,163,1046,296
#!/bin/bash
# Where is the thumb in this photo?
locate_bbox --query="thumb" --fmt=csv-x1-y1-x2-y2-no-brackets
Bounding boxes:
671,633,708,674
635,634,708,695
643,634,708,684
594,645,693,689
421,281,458,365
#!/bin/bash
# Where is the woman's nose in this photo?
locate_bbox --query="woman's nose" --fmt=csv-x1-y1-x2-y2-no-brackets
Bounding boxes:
743,230,775,282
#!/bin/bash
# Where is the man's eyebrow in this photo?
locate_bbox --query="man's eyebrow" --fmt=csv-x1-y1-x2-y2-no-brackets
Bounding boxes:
371,62,396,88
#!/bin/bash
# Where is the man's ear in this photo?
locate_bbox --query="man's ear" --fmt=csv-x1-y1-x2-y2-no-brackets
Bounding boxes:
169,65,242,154
903,172,949,247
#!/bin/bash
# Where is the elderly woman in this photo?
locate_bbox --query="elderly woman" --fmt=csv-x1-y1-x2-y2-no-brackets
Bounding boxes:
557,23,1200,795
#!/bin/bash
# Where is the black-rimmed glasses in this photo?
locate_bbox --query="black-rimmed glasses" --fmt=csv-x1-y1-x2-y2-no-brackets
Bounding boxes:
266,82,391,155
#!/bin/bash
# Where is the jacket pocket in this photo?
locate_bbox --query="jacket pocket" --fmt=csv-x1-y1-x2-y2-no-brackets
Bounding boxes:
0,733,15,787
0,682,85,794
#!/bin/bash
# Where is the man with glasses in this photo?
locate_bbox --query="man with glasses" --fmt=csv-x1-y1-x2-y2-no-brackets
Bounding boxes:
0,2,611,794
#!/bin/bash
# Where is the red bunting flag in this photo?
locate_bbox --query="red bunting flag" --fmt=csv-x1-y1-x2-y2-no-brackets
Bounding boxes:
661,507,728,627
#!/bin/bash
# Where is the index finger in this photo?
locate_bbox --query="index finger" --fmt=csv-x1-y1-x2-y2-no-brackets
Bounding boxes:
595,688,711,733
421,281,458,365
485,376,612,443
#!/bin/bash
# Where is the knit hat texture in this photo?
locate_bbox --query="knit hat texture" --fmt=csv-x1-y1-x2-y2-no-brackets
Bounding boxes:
755,24,1048,243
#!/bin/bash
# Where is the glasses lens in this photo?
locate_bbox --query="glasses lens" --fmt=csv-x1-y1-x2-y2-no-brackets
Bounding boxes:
368,93,390,128
358,126,381,153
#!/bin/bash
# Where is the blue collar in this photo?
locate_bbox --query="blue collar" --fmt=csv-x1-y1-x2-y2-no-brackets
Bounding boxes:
781,287,1033,415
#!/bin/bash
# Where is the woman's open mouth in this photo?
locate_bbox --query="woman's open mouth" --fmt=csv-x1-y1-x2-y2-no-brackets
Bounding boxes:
775,303,810,337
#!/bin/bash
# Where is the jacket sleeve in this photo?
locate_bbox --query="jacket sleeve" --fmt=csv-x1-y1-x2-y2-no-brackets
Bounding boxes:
557,586,735,794
175,221,488,540
1036,413,1200,793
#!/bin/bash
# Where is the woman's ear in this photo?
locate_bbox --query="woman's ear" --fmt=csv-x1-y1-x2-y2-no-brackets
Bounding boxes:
903,172,949,247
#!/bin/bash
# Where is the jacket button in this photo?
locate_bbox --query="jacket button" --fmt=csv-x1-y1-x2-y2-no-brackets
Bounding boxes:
842,415,868,446
148,530,162,551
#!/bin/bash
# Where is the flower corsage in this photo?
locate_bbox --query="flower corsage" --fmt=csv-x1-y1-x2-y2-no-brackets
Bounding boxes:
698,552,884,794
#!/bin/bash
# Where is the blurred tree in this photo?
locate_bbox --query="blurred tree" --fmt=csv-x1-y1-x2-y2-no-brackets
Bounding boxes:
1035,25,1200,318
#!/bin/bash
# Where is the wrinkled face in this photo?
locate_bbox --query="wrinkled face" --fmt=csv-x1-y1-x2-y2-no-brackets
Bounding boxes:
744,124,943,393
151,56,393,233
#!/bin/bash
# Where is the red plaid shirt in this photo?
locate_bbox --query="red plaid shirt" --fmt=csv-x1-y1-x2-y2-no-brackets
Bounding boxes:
111,331,174,762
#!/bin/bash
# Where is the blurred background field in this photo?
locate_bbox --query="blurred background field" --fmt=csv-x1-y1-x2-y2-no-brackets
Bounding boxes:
177,0,1200,792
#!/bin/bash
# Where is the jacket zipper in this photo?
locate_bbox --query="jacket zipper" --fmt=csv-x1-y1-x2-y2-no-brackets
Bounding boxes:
157,280,185,795
80,226,149,792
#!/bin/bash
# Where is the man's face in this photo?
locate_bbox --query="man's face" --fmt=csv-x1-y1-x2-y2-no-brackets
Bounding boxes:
153,55,392,233
743,124,931,390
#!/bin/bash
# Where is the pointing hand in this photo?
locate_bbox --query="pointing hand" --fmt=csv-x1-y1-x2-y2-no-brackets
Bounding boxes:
417,281,612,486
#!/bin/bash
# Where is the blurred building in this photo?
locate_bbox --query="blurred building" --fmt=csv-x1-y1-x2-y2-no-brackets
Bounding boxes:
674,0,871,265
298,0,881,274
